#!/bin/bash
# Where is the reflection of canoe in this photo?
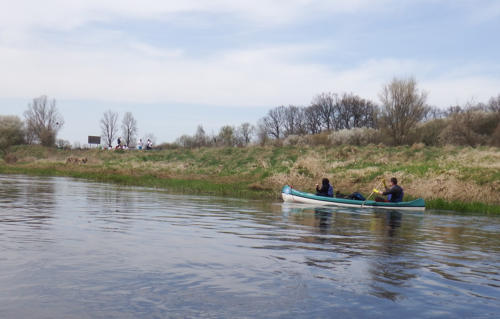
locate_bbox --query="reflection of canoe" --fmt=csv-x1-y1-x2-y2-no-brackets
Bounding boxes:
281,185,425,211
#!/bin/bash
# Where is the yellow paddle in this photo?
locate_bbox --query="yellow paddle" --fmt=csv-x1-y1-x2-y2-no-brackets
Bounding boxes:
363,179,384,203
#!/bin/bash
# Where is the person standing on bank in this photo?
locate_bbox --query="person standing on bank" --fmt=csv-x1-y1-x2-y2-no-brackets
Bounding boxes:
316,178,334,197
377,177,404,202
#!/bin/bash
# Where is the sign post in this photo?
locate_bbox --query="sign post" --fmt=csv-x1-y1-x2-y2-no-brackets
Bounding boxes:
88,136,101,148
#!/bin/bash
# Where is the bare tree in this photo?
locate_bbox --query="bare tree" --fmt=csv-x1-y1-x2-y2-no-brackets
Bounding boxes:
423,106,445,121
311,92,338,131
256,121,269,146
262,106,286,139
194,125,208,147
337,93,378,129
303,104,322,134
121,112,137,147
176,135,194,148
379,77,428,145
24,95,64,146
237,122,255,146
488,94,500,113
100,110,119,148
282,105,307,136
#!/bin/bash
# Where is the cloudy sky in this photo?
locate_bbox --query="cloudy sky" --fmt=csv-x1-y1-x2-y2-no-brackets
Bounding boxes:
1,0,499,144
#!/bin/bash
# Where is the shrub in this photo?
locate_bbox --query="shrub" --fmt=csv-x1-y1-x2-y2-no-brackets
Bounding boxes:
156,142,180,150
438,110,495,146
306,132,330,146
3,153,18,164
283,134,308,146
414,118,447,146
0,116,25,150
490,123,500,147
329,127,381,146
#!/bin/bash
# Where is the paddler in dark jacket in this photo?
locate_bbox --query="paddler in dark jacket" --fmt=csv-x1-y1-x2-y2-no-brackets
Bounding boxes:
381,177,404,202
316,178,334,197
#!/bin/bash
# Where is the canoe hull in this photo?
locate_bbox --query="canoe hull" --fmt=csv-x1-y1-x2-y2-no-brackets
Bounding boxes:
281,185,425,211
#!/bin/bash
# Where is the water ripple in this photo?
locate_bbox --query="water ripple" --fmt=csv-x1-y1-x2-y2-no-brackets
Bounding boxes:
0,175,499,318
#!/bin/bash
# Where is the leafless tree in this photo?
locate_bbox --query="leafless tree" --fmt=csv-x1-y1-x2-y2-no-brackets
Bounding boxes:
336,93,378,129
0,115,25,149
23,95,64,146
121,112,137,147
237,122,255,146
262,106,286,139
303,104,322,134
311,92,338,131
256,121,269,145
488,95,500,113
423,106,445,121
379,77,428,145
194,125,208,147
176,135,195,148
282,105,307,136
100,110,119,148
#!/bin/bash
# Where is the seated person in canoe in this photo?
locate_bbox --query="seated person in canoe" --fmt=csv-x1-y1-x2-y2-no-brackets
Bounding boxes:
316,178,334,197
375,177,404,202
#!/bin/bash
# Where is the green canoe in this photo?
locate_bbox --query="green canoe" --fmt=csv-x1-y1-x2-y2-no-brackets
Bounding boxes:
281,185,425,211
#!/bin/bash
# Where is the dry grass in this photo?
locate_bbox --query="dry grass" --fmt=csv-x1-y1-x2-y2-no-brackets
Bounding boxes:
2,144,500,205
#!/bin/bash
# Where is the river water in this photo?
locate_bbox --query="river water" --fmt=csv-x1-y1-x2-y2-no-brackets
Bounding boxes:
0,175,498,318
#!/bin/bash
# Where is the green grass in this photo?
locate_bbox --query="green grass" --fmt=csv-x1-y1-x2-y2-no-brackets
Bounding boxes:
426,198,500,215
0,165,272,200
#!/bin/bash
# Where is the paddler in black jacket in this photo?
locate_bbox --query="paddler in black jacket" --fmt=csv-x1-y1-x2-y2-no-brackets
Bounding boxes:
380,177,404,202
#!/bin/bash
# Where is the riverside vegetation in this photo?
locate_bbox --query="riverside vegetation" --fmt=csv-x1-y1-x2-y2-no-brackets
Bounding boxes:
1,144,499,214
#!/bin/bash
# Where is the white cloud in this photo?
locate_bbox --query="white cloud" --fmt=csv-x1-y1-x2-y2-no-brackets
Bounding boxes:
0,0,390,36
2,35,497,109
0,0,499,109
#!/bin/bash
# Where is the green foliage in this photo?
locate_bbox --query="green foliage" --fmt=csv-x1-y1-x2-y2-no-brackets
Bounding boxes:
0,116,25,150
427,198,500,215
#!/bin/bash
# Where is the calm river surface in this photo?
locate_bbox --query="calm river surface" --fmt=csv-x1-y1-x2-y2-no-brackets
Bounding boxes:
0,175,499,318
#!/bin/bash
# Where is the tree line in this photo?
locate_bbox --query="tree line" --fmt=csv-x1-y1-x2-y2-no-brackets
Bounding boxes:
1,96,64,150
0,95,151,151
171,77,499,148
1,77,499,151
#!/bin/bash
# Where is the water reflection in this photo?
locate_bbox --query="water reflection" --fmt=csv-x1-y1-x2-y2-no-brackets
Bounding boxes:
0,175,56,228
314,208,332,233
281,205,423,301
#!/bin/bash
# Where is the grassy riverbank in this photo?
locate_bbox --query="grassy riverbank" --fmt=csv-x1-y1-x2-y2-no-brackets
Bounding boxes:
1,144,499,213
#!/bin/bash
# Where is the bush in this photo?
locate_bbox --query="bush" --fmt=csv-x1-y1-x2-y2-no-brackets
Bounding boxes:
329,127,382,146
0,116,25,150
490,123,500,147
306,132,330,146
156,142,180,150
438,110,496,146
414,118,447,146
283,135,308,146
3,153,18,164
